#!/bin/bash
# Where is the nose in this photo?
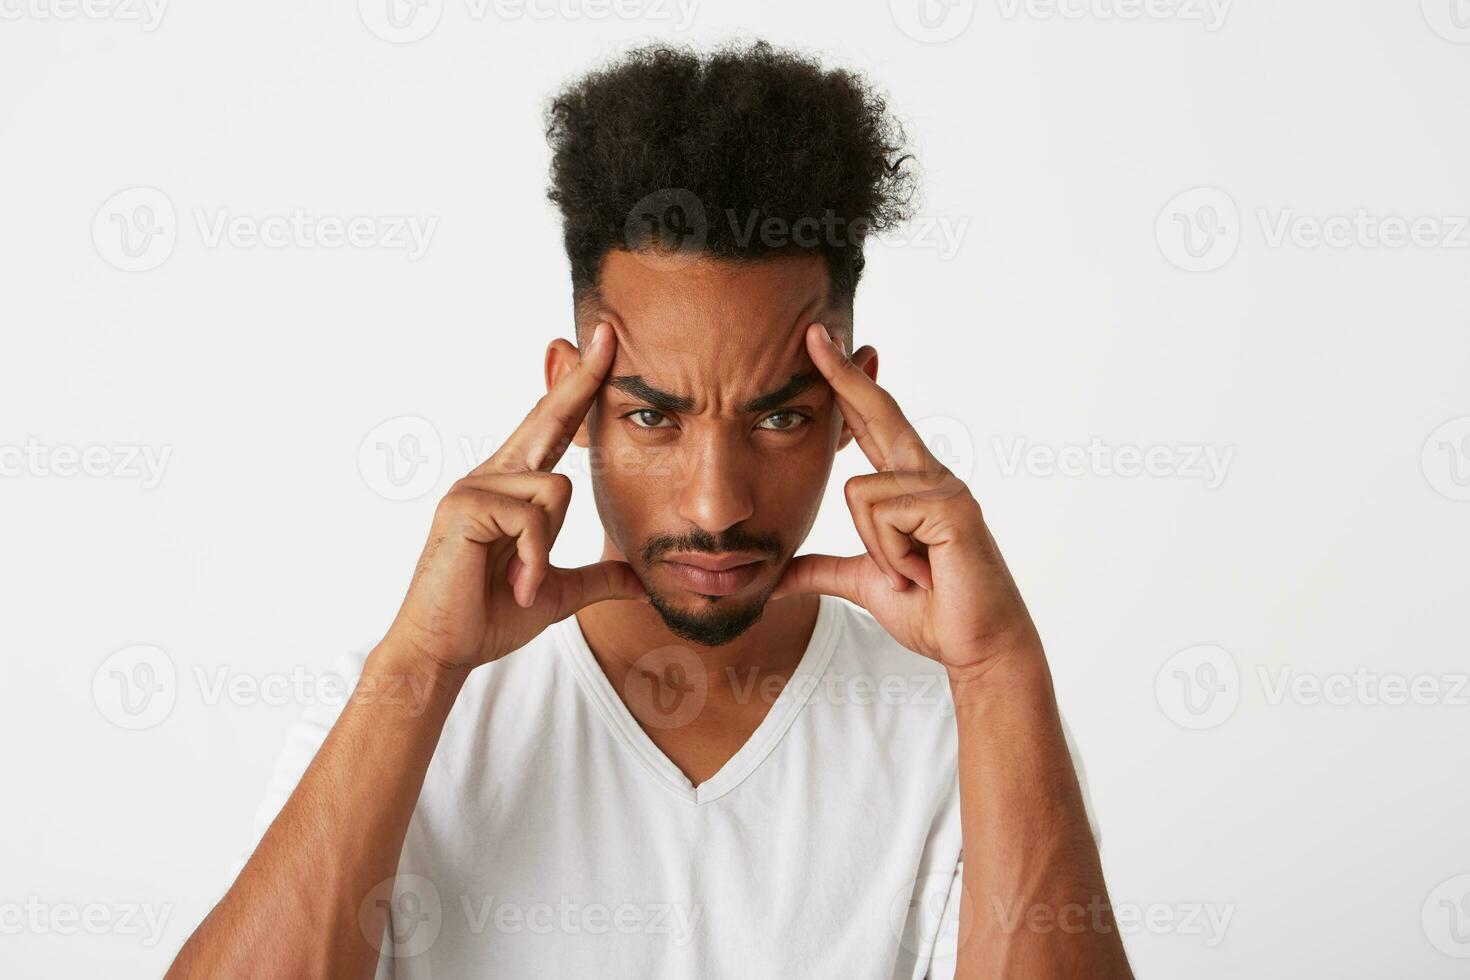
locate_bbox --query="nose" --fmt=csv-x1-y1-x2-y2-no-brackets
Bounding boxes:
676,427,755,535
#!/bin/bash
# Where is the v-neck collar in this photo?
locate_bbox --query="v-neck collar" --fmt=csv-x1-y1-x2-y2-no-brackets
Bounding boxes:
558,595,842,806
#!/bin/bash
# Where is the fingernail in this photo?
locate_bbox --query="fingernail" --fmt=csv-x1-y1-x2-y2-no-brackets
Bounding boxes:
590,322,609,351
817,323,833,346
888,574,903,590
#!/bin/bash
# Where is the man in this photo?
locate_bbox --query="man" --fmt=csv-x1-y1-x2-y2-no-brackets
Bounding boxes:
168,40,1133,979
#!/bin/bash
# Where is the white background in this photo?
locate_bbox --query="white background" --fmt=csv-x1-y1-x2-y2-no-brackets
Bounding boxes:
3,0,1468,976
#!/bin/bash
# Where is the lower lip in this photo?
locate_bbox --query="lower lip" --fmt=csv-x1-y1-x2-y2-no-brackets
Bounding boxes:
660,560,763,596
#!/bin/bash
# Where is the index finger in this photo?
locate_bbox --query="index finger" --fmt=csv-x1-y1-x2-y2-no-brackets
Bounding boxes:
476,321,615,475
806,322,938,474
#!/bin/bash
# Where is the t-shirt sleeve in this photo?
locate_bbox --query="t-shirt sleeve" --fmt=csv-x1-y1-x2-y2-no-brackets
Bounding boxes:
220,649,395,978
923,710,1102,980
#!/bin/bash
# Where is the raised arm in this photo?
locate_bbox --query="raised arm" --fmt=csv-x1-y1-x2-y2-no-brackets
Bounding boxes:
772,323,1134,978
166,323,644,979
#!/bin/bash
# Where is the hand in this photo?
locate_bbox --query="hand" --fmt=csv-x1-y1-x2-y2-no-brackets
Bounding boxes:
770,324,1041,675
384,322,646,673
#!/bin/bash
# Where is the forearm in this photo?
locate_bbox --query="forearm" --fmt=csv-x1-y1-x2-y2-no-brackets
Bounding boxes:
167,639,469,980
948,646,1132,979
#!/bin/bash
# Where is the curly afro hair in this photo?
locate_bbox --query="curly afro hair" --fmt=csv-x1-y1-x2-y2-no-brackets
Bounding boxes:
545,40,916,329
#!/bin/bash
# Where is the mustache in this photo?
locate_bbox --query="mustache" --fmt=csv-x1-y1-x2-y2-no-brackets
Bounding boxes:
640,527,783,566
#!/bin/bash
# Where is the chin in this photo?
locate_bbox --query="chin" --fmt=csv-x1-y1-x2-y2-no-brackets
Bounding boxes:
645,586,772,648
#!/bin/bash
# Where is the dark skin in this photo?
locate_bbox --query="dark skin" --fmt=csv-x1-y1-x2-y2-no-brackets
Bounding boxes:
548,249,879,785
166,245,1132,979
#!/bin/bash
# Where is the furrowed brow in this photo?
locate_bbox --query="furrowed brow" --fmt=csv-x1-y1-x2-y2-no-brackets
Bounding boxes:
739,371,821,413
608,376,694,413
608,371,822,415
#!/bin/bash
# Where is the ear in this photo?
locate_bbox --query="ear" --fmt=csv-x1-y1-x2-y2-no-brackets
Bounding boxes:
835,344,879,453
544,337,594,448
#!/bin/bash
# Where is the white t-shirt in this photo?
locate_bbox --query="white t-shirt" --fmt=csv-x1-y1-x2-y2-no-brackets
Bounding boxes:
238,595,1098,979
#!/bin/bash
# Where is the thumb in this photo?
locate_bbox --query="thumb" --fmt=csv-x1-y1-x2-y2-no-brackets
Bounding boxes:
544,559,648,619
771,553,865,604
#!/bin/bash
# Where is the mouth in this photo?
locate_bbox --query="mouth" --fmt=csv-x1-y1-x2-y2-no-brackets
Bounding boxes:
658,552,767,597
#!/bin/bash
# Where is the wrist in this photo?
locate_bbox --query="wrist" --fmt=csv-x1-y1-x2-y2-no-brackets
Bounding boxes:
362,636,472,717
946,635,1054,709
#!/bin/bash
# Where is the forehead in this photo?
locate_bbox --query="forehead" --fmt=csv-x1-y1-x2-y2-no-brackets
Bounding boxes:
590,250,839,389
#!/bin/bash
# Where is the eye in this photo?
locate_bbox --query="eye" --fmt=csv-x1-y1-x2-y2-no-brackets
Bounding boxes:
622,409,675,430
756,410,811,432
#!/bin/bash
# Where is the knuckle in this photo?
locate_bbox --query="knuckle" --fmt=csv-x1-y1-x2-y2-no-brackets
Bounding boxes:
436,486,471,514
543,471,574,501
447,476,479,496
961,492,984,523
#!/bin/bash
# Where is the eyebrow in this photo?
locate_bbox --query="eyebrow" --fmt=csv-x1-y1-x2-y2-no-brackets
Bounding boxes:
608,371,822,414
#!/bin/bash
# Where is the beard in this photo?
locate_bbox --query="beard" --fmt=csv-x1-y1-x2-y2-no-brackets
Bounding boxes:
645,584,772,647
636,524,786,647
